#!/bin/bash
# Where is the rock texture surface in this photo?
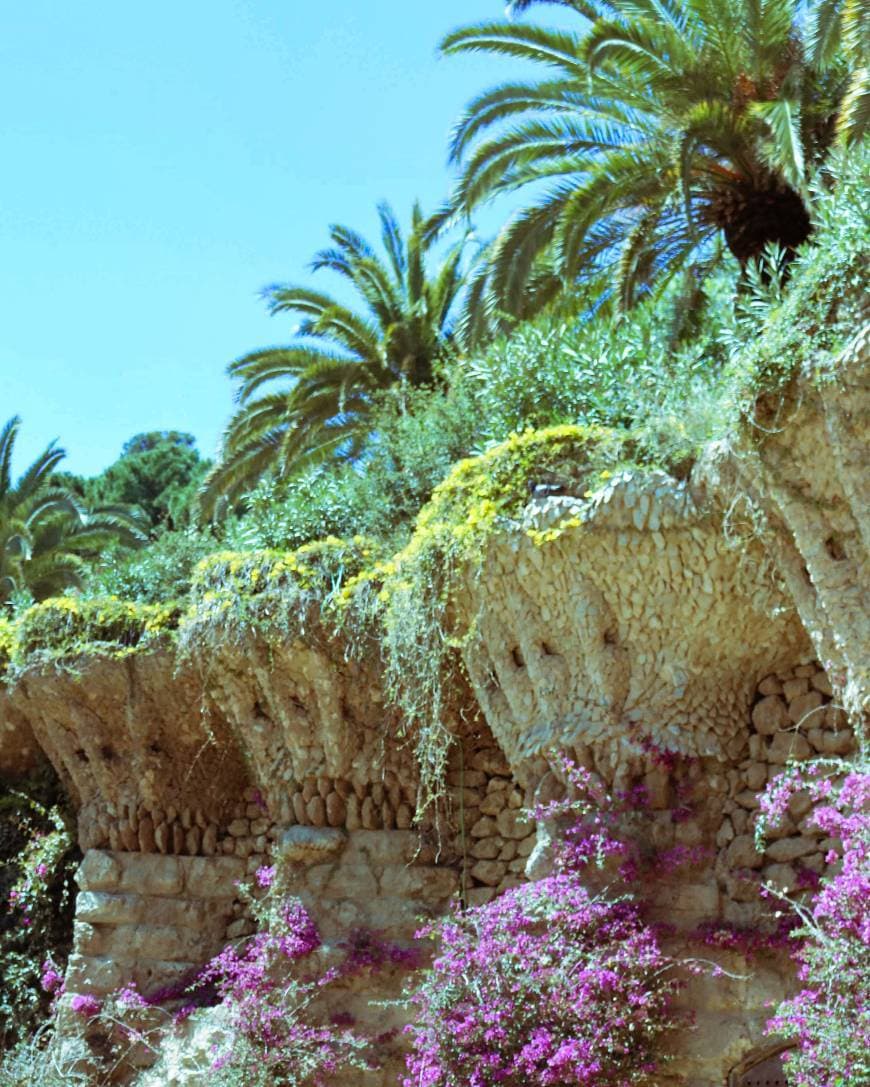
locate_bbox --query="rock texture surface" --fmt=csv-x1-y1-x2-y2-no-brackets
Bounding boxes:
706,323,869,719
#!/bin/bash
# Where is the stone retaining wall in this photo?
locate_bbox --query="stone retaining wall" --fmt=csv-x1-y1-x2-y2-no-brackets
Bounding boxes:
65,852,244,1000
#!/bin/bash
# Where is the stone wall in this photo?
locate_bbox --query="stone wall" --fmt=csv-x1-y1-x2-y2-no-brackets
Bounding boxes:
65,851,244,1001
718,661,853,911
4,645,856,1087
43,647,855,1086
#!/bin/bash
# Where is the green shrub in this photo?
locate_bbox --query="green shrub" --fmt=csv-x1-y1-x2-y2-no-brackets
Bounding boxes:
727,143,870,393
0,779,78,1050
0,616,13,677
459,275,734,446
82,527,219,604
229,379,482,554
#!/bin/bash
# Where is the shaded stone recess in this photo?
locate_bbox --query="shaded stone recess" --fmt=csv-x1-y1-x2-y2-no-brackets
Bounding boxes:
0,689,41,777
461,470,811,778
4,651,251,854
190,629,417,816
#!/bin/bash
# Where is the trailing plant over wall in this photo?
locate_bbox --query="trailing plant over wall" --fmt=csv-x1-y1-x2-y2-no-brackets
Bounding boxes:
757,750,870,1087
338,424,623,816
178,535,381,658
6,596,181,673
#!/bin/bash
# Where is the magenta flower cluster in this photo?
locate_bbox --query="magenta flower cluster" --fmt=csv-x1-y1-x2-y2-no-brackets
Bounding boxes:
70,993,102,1018
190,891,394,1082
759,759,870,1086
404,761,685,1087
40,958,65,997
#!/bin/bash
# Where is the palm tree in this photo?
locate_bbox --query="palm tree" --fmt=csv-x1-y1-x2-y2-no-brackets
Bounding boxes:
200,202,473,515
809,0,869,142
438,0,862,311
0,417,146,605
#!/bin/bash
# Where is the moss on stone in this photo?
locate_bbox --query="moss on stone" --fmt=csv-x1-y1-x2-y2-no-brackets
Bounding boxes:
341,424,619,607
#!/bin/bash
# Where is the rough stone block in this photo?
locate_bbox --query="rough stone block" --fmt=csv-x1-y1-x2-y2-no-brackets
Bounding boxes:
757,675,783,696
378,865,458,903
305,862,378,899
470,837,502,860
74,891,218,931
726,835,763,870
469,749,510,775
479,792,507,816
819,730,854,755
765,836,817,863
767,732,812,763
342,830,418,867
75,922,219,963
64,953,124,995
496,809,533,840
751,696,790,736
279,826,346,864
470,816,498,838
810,671,832,696
782,677,809,701
184,856,245,898
787,691,824,726
763,862,798,893
470,860,507,886
743,762,767,791
77,851,123,892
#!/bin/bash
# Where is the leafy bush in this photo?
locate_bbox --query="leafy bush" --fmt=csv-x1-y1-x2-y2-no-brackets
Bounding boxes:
758,751,870,1087
729,144,870,394
228,379,482,554
216,146,868,565
458,270,736,460
82,527,218,604
0,615,13,676
179,536,380,656
0,784,77,1048
404,763,685,1087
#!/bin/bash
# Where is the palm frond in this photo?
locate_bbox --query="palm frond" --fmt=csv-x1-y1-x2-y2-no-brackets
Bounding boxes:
750,97,806,190
441,23,586,79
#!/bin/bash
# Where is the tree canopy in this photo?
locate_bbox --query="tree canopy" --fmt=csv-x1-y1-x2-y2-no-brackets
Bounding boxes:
436,0,864,311
199,202,477,516
77,431,207,533
0,417,146,606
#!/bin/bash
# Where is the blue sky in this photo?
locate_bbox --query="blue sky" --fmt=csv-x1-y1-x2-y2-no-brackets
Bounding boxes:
1,1,573,475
